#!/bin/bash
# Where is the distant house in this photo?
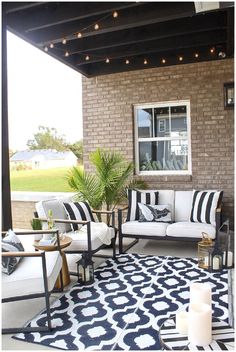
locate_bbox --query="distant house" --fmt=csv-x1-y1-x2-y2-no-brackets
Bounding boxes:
10,149,77,170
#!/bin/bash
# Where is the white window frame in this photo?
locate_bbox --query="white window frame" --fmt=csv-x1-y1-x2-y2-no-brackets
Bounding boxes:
134,100,192,175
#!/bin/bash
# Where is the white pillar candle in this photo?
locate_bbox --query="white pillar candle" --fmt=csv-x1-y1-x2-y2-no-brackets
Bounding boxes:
223,251,233,267
213,256,220,270
176,311,188,335
190,282,211,306
188,303,212,346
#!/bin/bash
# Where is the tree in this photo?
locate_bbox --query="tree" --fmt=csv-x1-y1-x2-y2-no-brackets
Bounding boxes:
67,148,147,225
68,140,83,162
27,126,67,151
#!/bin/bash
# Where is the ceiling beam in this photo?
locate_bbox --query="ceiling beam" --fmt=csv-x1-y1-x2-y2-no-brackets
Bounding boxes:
3,2,45,14
74,30,226,65
8,2,140,32
55,12,226,55
17,2,196,45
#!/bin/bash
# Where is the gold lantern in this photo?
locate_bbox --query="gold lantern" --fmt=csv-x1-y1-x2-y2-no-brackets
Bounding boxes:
198,232,213,269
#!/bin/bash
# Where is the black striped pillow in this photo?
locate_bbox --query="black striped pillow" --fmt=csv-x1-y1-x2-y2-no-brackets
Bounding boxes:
126,190,159,221
63,202,95,231
190,190,223,226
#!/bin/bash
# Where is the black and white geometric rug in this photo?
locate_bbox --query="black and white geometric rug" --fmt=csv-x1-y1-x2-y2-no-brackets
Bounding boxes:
14,254,232,350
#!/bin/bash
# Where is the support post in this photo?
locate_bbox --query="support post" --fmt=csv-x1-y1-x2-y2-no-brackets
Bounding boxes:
2,5,12,230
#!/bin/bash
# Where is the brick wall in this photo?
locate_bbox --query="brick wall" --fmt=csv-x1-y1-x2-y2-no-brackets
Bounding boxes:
82,59,234,226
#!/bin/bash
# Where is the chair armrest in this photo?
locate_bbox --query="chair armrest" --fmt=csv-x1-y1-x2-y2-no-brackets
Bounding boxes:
35,218,89,225
2,251,44,258
92,209,115,214
1,229,59,236
118,205,129,212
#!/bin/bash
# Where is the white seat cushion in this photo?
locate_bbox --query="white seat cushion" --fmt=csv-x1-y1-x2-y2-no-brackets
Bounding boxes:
122,221,168,237
174,191,193,222
166,222,216,239
66,227,115,251
2,251,62,299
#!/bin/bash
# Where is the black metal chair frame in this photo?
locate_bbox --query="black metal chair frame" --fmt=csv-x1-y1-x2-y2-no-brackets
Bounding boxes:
2,229,63,334
118,206,223,254
36,209,117,277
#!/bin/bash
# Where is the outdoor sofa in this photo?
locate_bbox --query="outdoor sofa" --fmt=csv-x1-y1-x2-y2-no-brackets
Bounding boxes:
118,190,223,254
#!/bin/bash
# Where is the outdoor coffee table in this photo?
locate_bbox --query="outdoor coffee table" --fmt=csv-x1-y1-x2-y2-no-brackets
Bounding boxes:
33,236,72,289
159,315,234,350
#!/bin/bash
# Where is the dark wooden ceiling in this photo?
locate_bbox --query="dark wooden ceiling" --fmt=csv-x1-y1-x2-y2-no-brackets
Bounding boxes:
3,1,234,77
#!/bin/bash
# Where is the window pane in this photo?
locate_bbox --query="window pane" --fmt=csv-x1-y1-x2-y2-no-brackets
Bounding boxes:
139,140,188,171
137,108,153,138
170,105,187,137
154,107,170,137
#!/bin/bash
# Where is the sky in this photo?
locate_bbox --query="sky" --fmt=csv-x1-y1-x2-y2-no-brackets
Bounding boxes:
7,31,83,151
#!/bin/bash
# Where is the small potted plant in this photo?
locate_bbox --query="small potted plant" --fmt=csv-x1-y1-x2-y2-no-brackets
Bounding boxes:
31,218,42,241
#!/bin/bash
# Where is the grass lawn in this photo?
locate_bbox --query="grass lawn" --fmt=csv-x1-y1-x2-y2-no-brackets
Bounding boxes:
10,167,75,192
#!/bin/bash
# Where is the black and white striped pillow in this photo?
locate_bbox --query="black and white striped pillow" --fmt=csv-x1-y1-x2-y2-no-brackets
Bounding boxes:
63,202,95,231
126,189,159,221
190,190,223,226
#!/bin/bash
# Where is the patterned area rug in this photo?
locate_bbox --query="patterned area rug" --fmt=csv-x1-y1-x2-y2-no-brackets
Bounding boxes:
14,254,231,350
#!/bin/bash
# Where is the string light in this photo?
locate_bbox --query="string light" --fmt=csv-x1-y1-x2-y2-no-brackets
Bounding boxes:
210,47,215,53
106,58,110,63
44,46,48,52
179,56,183,61
85,55,90,61
113,11,118,18
94,23,99,30
161,58,166,64
62,38,67,44
195,52,199,58
65,51,69,57
125,59,130,64
49,43,54,49
77,32,82,38
144,59,148,65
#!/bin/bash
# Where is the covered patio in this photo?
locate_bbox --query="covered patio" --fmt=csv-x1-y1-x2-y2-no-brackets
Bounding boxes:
1,1,234,351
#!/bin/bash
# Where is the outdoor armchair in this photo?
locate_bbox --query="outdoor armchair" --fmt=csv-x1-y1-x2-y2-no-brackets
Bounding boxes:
2,229,63,334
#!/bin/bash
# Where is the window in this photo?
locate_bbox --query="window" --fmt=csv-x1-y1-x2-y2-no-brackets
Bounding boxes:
134,101,191,175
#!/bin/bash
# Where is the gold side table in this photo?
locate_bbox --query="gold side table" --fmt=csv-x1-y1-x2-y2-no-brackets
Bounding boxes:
33,236,72,289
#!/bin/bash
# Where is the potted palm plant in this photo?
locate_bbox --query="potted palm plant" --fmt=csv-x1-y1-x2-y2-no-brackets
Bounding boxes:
67,148,146,225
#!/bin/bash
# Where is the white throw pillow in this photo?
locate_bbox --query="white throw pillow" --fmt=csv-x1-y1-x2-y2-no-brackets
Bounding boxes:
138,203,172,223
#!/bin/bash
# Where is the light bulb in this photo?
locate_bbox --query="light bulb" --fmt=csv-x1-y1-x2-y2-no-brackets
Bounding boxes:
94,23,99,30
106,58,110,63
179,56,183,61
125,59,130,64
62,38,67,44
85,55,90,61
65,51,69,57
77,32,82,38
161,58,166,64
144,59,148,65
195,53,199,58
113,11,118,18
49,43,54,48
44,46,48,52
210,47,215,53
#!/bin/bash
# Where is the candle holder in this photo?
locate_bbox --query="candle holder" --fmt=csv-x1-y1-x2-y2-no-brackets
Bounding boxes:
208,243,223,272
198,233,213,269
77,253,94,285
217,220,234,269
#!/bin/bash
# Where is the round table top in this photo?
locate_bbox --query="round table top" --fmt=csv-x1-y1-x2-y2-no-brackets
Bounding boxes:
159,315,234,351
33,235,72,251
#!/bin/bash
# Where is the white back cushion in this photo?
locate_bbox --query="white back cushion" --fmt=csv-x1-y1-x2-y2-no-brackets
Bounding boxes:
174,191,193,222
36,197,73,233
